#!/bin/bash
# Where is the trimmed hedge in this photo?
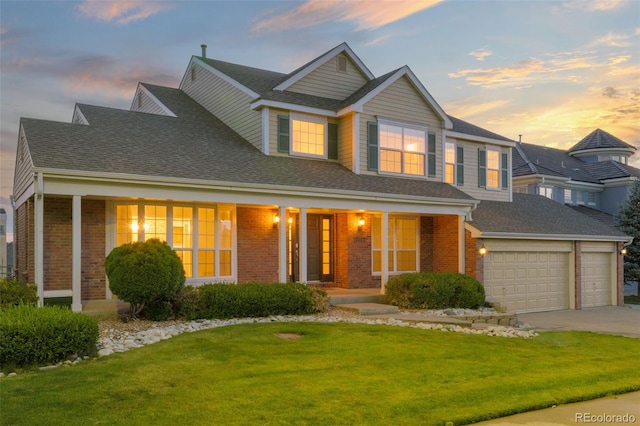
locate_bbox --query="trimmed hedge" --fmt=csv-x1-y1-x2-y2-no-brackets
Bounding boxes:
0,278,38,309
177,282,328,320
0,305,99,370
385,272,485,309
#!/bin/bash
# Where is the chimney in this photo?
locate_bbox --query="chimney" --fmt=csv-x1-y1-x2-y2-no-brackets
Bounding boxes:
518,134,522,143
201,44,207,59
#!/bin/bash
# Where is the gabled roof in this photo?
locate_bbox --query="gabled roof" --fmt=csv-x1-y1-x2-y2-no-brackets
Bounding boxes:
447,116,514,143
21,84,476,204
569,128,636,154
469,193,628,240
512,142,601,183
199,57,285,94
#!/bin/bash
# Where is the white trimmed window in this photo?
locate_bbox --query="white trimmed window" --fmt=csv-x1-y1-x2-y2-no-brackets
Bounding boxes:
538,186,553,199
115,203,234,281
372,216,418,274
379,121,426,176
290,113,327,158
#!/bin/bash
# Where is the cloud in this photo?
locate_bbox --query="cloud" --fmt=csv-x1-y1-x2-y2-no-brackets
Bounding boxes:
562,0,625,11
448,58,547,87
469,48,492,61
446,99,510,120
251,0,443,33
593,31,634,47
77,1,173,25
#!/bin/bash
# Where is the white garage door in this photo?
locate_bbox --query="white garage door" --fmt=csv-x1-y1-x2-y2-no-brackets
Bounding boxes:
485,251,570,313
582,252,611,307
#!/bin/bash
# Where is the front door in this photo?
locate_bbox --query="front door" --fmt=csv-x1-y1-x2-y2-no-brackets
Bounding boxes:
307,214,333,282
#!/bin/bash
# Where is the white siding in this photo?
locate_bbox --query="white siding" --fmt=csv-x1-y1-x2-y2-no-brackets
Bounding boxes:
287,54,369,100
360,76,443,178
181,62,262,150
131,89,169,116
13,126,35,201
338,113,354,170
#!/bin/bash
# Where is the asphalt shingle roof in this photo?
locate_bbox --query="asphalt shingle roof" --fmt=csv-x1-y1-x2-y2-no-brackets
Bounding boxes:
569,128,637,153
22,84,475,203
582,160,640,181
448,116,514,142
568,205,616,228
512,143,601,183
471,193,627,238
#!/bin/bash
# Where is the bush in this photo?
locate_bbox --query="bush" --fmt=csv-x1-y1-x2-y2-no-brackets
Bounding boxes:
0,278,38,309
0,305,99,371
178,282,328,320
105,239,185,316
385,272,485,309
143,300,174,321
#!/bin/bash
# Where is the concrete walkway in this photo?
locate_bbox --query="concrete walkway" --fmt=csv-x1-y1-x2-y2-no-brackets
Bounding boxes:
473,391,640,425
518,305,640,338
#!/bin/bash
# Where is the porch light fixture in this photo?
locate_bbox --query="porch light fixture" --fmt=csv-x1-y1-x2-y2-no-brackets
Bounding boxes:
288,217,293,224
478,245,488,257
621,247,628,256
273,214,280,228
358,215,365,231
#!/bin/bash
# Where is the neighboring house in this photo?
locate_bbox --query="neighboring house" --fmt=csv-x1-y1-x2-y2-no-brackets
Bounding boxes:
513,129,640,221
12,43,630,313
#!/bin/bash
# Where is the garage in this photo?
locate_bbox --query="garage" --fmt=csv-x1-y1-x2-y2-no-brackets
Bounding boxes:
483,240,572,313
581,243,615,308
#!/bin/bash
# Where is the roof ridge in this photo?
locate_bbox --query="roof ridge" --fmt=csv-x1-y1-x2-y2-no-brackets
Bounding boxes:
515,143,538,174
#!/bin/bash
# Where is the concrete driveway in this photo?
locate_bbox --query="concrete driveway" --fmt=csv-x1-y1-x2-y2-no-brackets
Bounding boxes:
518,305,640,338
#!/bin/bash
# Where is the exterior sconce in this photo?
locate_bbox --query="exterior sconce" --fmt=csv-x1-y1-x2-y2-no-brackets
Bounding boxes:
273,214,280,229
478,245,488,257
620,247,628,256
358,215,365,231
288,217,293,224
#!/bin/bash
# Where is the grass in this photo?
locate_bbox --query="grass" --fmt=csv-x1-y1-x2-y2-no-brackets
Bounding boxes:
1,322,639,426
624,294,640,305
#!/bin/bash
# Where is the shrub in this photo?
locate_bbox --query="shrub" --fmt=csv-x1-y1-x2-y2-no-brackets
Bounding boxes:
0,278,38,309
178,282,328,320
385,272,485,309
143,300,174,321
105,239,185,316
0,305,99,371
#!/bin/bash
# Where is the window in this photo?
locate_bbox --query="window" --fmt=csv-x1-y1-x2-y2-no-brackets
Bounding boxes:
445,142,464,185
277,114,337,160
478,148,507,189
378,122,426,176
564,189,572,204
372,216,418,274
587,192,596,205
115,203,233,280
538,186,553,199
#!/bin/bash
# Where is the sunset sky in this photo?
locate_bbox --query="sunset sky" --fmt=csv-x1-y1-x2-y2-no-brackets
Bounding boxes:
1,0,639,240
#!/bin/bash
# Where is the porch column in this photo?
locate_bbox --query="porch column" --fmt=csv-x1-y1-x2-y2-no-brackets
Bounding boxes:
381,211,389,294
278,206,287,283
299,208,307,283
34,175,44,307
71,196,82,312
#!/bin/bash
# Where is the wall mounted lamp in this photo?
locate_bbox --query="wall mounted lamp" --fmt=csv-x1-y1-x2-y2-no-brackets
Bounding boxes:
273,214,280,229
358,215,365,231
478,245,488,257
620,247,628,256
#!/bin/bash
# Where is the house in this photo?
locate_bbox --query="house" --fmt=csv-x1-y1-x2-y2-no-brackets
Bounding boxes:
12,43,630,314
513,129,640,225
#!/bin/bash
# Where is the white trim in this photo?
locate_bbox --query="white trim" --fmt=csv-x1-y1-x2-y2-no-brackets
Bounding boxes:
465,223,631,243
352,112,360,173
299,208,308,283
35,173,44,307
181,57,260,98
278,206,287,283
44,290,73,298
261,107,270,155
289,112,328,159
381,211,389,294
132,84,177,117
72,105,89,125
251,99,336,117
274,43,374,91
485,146,502,190
445,130,516,147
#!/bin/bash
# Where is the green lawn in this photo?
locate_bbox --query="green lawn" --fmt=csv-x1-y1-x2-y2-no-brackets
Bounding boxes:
2,322,639,426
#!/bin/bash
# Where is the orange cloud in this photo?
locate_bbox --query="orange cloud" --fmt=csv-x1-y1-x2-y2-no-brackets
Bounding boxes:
251,0,443,32
469,48,493,61
77,1,172,25
562,0,625,11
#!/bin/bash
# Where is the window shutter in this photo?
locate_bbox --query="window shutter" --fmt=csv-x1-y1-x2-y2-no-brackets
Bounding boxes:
277,115,290,153
478,148,486,188
328,123,338,160
427,132,436,177
456,146,464,186
367,121,378,171
501,152,508,189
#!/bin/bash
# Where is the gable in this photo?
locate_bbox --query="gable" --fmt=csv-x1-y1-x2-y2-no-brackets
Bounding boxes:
13,125,35,203
286,53,370,100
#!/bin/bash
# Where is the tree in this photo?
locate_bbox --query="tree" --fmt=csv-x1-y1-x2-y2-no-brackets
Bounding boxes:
615,180,640,296
105,239,185,316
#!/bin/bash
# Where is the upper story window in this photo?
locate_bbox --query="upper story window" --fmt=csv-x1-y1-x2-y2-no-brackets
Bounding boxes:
445,142,464,186
538,186,553,199
564,189,572,204
599,154,626,164
478,147,508,190
367,120,435,177
278,114,338,160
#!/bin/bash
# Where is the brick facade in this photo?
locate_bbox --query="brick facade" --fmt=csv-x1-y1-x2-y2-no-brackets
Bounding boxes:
432,216,459,273
236,207,279,283
14,198,34,283
464,230,478,280
43,198,72,292
81,200,106,300
617,242,625,306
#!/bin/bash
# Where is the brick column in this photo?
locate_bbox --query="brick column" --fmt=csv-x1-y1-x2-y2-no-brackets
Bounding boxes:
617,242,625,306
574,241,582,310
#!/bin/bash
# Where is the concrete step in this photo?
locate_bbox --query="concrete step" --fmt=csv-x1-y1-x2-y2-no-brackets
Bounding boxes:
329,294,387,305
334,303,400,315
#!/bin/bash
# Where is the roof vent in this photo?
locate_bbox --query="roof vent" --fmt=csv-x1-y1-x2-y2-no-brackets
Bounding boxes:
337,55,347,73
561,161,565,168
201,44,207,59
